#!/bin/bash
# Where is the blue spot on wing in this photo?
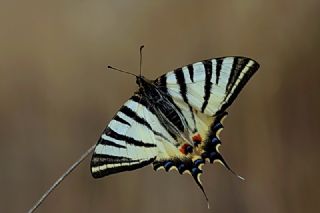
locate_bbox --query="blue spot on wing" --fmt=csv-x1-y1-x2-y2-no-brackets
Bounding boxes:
177,163,186,174
211,137,220,145
194,159,204,167
164,161,174,171
191,167,201,176
209,152,218,163
212,122,223,133
152,157,208,204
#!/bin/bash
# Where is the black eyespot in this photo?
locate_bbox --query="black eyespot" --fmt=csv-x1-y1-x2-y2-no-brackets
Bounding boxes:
186,145,193,154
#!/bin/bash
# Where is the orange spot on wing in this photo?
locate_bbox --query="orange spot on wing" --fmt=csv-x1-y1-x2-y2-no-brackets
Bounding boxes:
192,133,202,143
179,144,190,155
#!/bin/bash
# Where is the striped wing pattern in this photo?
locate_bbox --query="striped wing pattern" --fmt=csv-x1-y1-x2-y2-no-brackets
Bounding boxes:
91,94,171,177
91,93,184,177
91,56,259,199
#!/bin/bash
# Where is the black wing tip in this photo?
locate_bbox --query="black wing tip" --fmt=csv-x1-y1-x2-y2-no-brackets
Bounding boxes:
91,170,105,179
248,58,260,72
90,159,106,179
229,56,260,69
214,56,260,69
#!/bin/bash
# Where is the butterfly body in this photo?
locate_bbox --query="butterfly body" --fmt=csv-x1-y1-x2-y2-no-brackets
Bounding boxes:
91,56,259,200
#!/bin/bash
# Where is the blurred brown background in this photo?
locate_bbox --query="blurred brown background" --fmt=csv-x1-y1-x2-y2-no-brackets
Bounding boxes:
1,0,319,212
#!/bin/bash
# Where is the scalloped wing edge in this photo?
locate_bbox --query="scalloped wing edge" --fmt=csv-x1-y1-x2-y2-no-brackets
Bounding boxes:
152,111,242,207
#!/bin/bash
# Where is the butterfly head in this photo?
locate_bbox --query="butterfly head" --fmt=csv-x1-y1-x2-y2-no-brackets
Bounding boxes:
136,76,164,101
136,76,152,89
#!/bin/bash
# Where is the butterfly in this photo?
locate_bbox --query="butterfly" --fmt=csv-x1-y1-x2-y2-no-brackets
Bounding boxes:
90,55,259,203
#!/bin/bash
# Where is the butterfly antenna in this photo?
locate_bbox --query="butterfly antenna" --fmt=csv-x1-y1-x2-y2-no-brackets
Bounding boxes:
139,45,144,77
28,144,96,213
107,66,138,77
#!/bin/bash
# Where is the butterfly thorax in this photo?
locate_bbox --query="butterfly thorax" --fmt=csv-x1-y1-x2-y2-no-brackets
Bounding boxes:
136,76,163,103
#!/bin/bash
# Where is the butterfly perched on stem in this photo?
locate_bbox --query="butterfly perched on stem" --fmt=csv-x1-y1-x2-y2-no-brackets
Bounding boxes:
28,47,259,213
91,47,260,205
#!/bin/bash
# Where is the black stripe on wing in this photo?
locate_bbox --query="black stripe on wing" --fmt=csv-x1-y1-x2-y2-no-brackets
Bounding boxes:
107,128,156,148
201,61,213,113
113,114,131,126
174,67,196,131
174,68,188,105
91,156,156,178
120,106,150,128
226,57,248,93
220,57,259,113
91,154,139,167
187,64,194,82
120,104,169,142
98,137,126,148
215,58,223,85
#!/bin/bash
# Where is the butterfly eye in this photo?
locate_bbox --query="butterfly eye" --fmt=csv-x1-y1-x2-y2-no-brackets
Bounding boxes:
186,145,193,153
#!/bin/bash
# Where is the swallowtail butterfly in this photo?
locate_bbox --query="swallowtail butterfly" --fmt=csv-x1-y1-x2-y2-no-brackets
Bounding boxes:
90,52,259,203
28,48,259,213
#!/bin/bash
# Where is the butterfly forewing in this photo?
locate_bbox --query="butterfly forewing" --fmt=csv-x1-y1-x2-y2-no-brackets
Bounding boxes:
156,57,259,116
91,94,159,178
151,56,259,167
91,93,184,178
